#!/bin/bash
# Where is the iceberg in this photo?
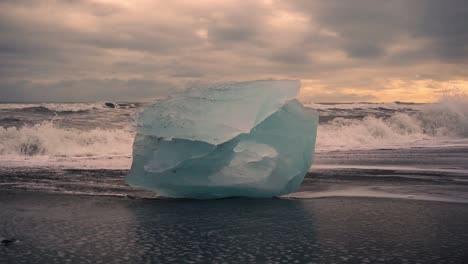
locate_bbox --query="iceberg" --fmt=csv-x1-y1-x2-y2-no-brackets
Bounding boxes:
126,80,318,199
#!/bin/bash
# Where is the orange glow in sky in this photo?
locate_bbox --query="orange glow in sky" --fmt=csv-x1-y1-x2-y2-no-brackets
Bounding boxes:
0,0,466,102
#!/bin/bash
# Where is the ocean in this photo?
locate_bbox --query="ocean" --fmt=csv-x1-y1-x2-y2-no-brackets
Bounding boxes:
0,99,467,201
1,99,468,263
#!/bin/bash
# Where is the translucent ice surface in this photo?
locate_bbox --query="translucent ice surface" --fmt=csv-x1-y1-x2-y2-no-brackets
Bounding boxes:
126,80,318,199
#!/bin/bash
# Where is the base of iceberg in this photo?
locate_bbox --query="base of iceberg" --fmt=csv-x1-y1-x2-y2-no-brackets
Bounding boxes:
126,80,318,199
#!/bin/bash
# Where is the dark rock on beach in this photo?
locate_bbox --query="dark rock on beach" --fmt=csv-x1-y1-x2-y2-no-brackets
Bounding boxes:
1,238,17,246
104,102,116,108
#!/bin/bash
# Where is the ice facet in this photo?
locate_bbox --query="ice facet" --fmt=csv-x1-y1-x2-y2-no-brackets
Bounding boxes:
126,80,318,199
137,80,301,145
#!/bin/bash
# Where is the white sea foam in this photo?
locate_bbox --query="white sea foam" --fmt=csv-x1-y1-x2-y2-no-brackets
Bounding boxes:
0,122,133,157
283,186,468,204
0,102,108,112
0,95,467,168
304,102,425,111
315,94,468,151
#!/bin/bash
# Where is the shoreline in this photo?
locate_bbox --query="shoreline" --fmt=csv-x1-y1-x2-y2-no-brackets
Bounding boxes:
2,188,468,205
2,191,468,263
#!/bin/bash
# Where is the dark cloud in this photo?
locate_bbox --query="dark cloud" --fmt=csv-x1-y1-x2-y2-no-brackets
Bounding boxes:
410,0,468,61
0,0,466,102
209,25,255,44
289,0,468,61
0,78,176,102
289,1,408,58
270,49,311,65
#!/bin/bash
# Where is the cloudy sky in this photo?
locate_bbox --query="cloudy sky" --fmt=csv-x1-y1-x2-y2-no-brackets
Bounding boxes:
0,0,467,102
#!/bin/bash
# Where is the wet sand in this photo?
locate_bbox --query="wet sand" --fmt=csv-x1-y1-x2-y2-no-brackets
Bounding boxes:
1,192,468,263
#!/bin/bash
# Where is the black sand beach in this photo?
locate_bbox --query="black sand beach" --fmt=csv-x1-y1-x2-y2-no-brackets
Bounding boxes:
1,1,468,262
1,192,468,264
1,102,468,263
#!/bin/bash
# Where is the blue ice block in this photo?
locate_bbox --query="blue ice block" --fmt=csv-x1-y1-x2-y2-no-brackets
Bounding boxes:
126,80,318,198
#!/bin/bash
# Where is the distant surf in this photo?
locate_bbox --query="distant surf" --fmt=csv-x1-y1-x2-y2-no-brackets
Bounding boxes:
0,95,467,169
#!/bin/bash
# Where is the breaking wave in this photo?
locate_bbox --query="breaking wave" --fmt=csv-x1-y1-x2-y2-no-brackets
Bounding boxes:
0,94,467,158
0,122,133,157
0,103,104,112
0,102,140,113
316,94,468,151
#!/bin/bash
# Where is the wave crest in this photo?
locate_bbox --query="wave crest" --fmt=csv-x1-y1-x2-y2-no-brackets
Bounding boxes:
0,95,467,157
316,94,468,151
0,102,141,113
0,122,133,156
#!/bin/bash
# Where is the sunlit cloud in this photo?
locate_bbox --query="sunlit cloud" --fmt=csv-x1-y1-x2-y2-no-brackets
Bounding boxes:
0,0,467,102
